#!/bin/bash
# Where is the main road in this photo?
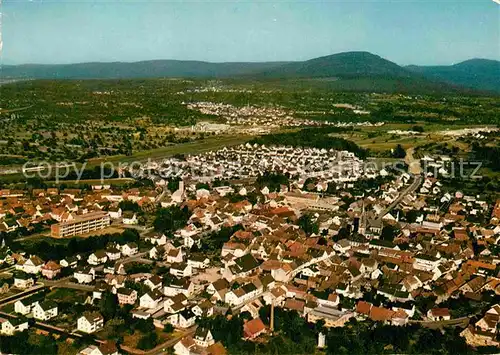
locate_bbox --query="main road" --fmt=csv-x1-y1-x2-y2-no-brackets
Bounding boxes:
376,174,422,221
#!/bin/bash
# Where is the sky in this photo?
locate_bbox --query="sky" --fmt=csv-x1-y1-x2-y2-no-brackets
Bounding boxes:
1,0,499,66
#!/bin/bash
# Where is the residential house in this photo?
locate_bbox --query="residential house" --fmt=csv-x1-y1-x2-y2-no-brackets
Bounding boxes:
169,309,196,329
41,261,61,279
170,263,192,278
166,248,184,264
74,267,96,284
121,242,138,256
13,273,34,289
23,256,44,274
77,312,104,333
192,300,214,318
78,342,119,355
427,308,451,321
88,251,108,265
105,247,121,261
194,327,215,348
187,255,210,269
60,256,78,268
243,318,266,340
164,277,194,297
116,288,137,305
222,254,260,281
206,278,230,302
122,212,138,225
14,299,32,315
144,275,163,291
32,301,58,321
139,290,163,309
0,317,29,335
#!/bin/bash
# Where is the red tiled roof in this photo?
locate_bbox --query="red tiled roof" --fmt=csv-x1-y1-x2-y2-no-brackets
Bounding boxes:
243,318,266,339
356,301,371,315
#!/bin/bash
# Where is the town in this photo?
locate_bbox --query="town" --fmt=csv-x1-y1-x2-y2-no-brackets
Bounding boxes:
0,142,499,354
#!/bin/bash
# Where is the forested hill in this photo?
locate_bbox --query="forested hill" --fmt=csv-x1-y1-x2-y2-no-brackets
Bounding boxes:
3,51,498,93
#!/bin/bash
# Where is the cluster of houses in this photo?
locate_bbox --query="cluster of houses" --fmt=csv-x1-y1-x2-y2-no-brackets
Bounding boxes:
142,144,367,185
0,186,158,237
186,101,379,128
1,151,500,353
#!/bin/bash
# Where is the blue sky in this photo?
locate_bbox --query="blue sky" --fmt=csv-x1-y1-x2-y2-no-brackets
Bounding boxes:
2,0,499,65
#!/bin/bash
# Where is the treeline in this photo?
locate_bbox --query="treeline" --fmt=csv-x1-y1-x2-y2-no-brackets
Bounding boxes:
470,143,500,171
198,307,477,354
8,229,140,261
153,205,190,235
250,127,367,158
0,330,87,354
0,156,27,166
200,224,244,253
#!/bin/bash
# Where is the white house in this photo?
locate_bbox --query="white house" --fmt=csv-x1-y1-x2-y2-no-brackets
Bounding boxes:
74,267,96,284
88,251,108,265
170,263,192,278
166,248,184,264
105,248,121,261
0,317,29,335
164,278,194,297
117,287,137,305
60,256,78,268
32,301,58,321
194,327,215,348
139,290,163,309
174,336,196,355
225,282,262,307
22,256,44,274
169,309,196,329
77,312,104,333
146,234,167,246
121,242,138,256
187,255,210,269
427,308,451,321
108,207,122,220
144,275,163,291
13,274,34,289
192,300,214,318
14,299,32,315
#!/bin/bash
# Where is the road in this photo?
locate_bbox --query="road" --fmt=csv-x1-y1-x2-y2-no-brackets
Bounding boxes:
120,326,197,355
0,284,45,306
409,316,470,329
43,280,95,292
0,310,104,344
376,174,423,220
405,147,422,175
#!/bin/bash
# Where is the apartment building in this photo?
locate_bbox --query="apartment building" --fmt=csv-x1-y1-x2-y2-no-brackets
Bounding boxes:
51,211,110,238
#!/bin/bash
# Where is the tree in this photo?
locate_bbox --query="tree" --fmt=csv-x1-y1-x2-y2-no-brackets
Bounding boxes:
163,323,174,333
100,292,118,321
137,332,158,350
297,214,319,235
153,206,190,234
167,177,181,192
393,144,406,159
381,225,398,243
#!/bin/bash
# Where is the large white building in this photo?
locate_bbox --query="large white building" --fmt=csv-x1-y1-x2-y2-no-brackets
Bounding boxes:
51,211,110,238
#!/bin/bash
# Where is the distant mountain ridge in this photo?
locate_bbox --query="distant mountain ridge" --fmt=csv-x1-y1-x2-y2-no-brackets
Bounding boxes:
0,60,289,80
1,52,499,93
255,51,412,79
406,59,500,93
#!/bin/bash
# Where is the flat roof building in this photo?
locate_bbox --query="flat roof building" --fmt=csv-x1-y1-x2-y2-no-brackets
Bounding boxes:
51,211,110,238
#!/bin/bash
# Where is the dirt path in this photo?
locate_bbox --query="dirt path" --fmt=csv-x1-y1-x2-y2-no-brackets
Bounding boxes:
405,147,422,175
